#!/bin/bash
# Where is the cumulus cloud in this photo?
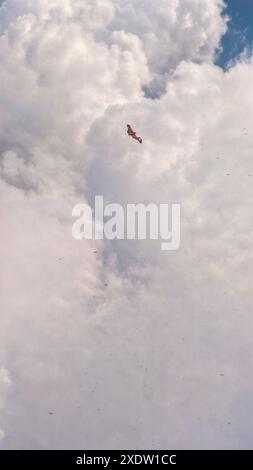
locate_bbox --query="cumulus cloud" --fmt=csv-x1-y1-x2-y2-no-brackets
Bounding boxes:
0,0,253,450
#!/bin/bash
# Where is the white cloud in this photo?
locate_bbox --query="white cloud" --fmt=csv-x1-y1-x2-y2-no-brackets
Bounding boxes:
0,368,11,442
0,0,253,450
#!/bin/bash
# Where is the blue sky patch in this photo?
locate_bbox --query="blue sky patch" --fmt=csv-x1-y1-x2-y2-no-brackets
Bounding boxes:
217,0,253,68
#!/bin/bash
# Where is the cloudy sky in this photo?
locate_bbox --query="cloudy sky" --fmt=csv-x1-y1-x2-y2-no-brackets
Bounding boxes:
0,0,253,450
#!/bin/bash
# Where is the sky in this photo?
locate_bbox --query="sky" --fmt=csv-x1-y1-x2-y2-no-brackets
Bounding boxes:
218,0,253,67
0,0,253,451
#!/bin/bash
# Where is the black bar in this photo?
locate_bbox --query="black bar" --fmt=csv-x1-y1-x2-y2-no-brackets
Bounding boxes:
0,450,252,468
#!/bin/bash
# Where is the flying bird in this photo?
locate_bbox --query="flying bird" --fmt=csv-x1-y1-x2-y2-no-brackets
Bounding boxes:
127,124,142,144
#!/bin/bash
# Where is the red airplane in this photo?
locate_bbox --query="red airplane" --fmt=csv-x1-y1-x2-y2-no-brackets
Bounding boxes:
127,124,142,144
